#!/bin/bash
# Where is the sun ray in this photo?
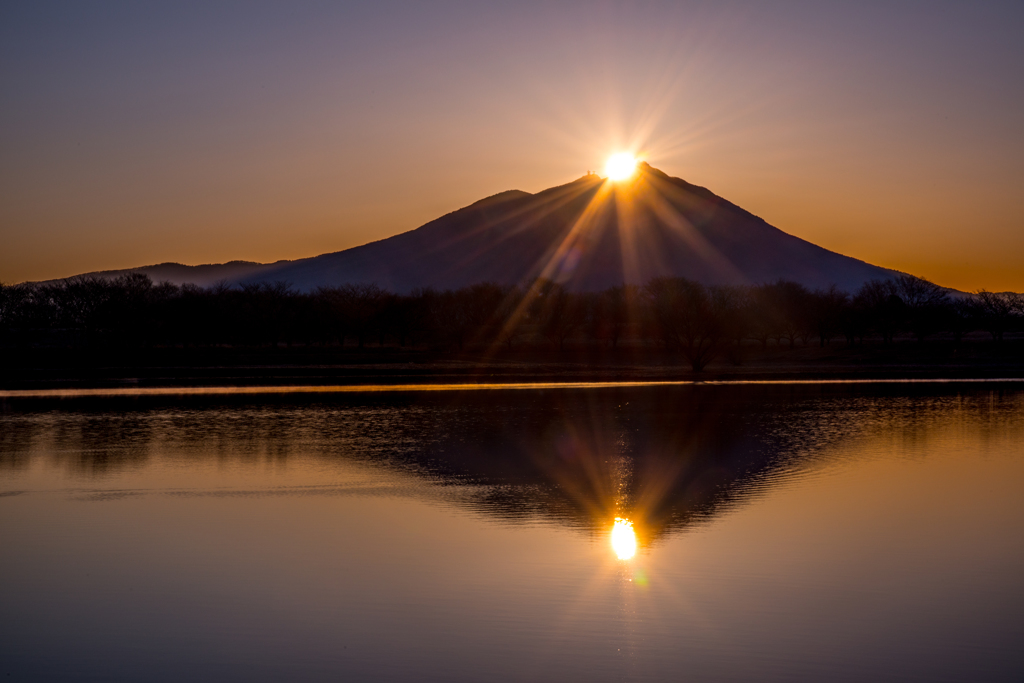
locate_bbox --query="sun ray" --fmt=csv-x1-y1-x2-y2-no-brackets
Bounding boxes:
535,181,615,283
640,171,748,283
486,176,609,352
612,173,667,286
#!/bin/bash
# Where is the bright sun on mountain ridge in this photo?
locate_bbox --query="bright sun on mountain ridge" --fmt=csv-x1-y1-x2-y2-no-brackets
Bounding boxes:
604,153,637,181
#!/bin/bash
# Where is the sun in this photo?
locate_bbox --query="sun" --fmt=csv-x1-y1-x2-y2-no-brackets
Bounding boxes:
604,153,637,181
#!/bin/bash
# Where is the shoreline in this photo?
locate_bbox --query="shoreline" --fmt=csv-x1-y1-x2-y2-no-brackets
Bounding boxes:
3,375,1024,400
2,339,1022,391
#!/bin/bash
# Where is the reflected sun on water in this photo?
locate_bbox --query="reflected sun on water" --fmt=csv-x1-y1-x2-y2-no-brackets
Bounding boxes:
611,517,637,560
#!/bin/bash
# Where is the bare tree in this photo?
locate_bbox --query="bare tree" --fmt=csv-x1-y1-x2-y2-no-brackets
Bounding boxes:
810,285,850,347
531,281,584,351
945,296,977,345
643,277,734,371
494,286,526,350
974,290,1021,342
341,283,387,348
855,279,905,345
894,274,950,342
591,285,637,349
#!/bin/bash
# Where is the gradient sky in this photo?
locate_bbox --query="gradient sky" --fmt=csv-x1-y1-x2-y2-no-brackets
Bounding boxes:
2,1,1022,291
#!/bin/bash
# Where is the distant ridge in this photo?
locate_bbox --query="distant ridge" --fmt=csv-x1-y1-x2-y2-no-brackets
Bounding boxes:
33,260,280,289
43,164,899,292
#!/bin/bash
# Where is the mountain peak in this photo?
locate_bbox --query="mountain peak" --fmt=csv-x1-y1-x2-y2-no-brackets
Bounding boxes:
231,166,895,293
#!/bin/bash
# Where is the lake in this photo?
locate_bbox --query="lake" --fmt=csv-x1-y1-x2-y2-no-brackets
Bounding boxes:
1,382,1023,682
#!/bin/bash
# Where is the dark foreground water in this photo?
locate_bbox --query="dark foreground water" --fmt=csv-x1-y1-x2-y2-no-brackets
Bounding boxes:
1,382,1023,682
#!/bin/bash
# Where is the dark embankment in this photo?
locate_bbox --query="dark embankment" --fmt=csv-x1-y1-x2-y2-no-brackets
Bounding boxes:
2,339,1023,391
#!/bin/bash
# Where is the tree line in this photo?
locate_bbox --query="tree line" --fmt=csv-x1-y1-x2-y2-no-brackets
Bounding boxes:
1,272,1021,370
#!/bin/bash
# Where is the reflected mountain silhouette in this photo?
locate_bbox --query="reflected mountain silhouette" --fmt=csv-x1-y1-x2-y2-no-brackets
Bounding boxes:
1,385,898,547
356,386,866,548
5,385,1019,547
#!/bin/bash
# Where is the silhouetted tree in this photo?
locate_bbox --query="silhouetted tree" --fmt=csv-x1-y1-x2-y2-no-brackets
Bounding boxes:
4,272,1018,361
944,296,976,345
531,280,585,351
643,277,734,371
341,283,387,348
384,290,428,347
494,286,526,350
744,285,776,350
424,289,469,350
894,274,949,342
974,290,1022,342
809,285,850,347
0,283,24,343
461,283,508,347
856,279,905,345
588,285,636,349
769,280,812,347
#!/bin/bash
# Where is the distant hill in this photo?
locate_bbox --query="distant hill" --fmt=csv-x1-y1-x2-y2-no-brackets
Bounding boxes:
51,164,899,292
37,260,281,289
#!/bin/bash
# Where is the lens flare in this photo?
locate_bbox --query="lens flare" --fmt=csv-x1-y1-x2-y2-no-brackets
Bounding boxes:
604,153,637,181
611,517,637,559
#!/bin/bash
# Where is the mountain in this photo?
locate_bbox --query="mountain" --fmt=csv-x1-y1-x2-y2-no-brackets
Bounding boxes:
57,164,899,292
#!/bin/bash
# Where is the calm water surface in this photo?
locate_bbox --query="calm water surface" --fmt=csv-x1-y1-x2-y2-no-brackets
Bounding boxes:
1,383,1023,682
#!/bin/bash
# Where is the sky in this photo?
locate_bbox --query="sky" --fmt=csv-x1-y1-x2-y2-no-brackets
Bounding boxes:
2,1,1022,291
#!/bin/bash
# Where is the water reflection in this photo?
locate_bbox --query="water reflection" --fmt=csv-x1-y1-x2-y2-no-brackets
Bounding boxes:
611,518,636,559
3,384,1024,682
2,385,1023,551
